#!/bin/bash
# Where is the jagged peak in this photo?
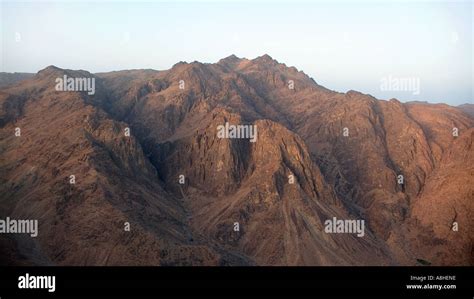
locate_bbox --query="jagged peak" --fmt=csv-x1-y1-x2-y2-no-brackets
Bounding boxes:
171,61,189,68
256,54,273,60
218,54,240,63
36,65,94,80
217,55,247,70
252,54,278,64
37,65,63,74
171,60,208,71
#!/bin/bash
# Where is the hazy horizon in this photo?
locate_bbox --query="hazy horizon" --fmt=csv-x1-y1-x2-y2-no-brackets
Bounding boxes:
1,0,472,105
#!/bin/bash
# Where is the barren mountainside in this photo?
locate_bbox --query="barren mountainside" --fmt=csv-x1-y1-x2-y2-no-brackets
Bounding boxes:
0,55,472,266
0,72,34,89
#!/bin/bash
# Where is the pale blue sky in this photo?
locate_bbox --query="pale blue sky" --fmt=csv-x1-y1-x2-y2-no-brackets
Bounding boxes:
1,0,472,105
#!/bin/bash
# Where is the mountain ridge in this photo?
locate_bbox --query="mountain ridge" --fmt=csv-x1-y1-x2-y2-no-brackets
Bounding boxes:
0,55,472,266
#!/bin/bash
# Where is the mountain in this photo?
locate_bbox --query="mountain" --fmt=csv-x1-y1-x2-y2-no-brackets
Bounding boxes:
458,103,474,118
0,55,472,265
0,72,34,89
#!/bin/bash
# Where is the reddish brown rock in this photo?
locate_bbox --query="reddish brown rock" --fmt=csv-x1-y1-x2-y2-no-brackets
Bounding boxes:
0,55,472,266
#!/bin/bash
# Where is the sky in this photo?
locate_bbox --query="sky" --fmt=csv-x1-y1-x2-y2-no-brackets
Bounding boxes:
0,0,472,105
